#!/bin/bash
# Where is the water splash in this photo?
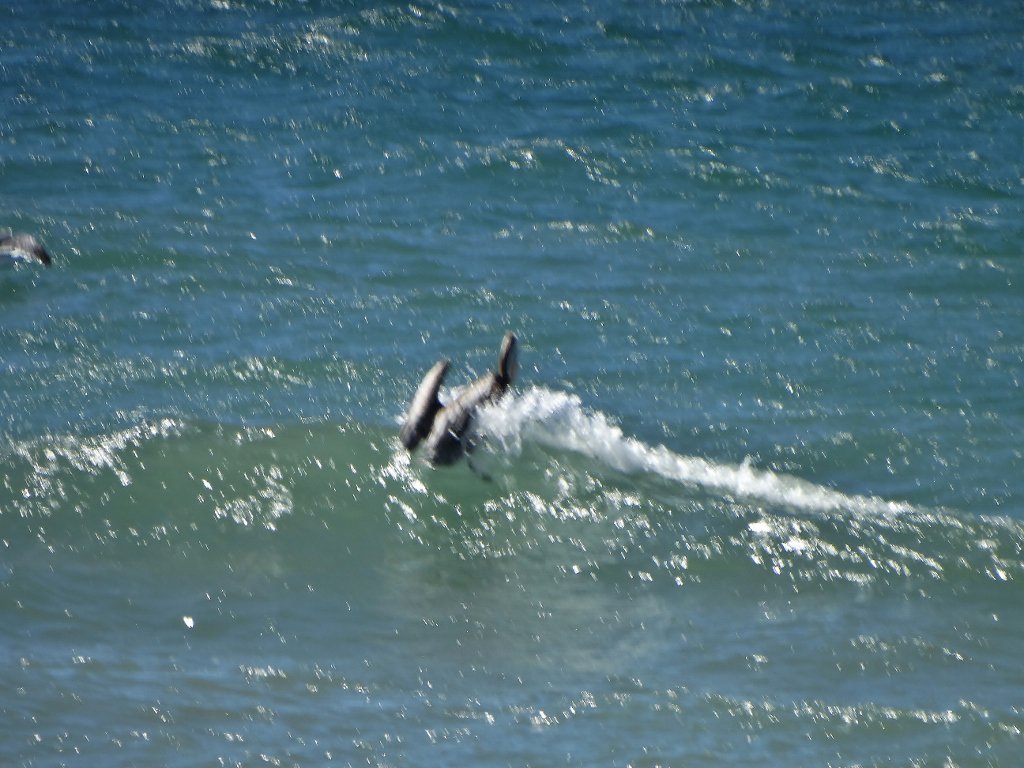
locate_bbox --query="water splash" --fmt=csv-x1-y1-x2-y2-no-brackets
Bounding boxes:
477,386,916,517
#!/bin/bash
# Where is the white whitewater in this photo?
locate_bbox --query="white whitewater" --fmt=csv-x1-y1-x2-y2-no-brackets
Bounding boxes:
477,386,916,517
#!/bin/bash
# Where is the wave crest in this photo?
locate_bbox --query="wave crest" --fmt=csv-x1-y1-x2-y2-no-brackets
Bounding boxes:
477,386,915,517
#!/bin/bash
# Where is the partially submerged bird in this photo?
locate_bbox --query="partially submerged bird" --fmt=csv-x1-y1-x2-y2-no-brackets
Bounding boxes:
400,332,519,465
1,231,52,267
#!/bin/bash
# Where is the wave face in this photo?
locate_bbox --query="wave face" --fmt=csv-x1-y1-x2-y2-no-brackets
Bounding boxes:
3,392,1022,766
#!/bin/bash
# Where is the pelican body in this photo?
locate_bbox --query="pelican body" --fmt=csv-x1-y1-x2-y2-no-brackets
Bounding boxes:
1,232,52,267
400,332,518,465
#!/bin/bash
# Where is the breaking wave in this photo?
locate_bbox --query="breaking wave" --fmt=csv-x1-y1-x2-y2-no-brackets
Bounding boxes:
477,386,916,517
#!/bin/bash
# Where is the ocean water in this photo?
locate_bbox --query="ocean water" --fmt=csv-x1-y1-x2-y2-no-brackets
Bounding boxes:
2,0,1023,765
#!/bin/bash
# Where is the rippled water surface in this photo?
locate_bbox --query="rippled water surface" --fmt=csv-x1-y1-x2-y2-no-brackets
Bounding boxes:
3,1,1023,765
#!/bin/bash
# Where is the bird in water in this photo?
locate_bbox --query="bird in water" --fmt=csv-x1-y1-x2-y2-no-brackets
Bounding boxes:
1,231,53,267
400,332,519,465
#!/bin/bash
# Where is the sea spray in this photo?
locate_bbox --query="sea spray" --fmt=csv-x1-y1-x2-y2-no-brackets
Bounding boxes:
477,386,916,517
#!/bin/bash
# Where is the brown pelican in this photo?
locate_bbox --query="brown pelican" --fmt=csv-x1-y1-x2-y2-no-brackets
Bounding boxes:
400,332,519,465
1,231,52,267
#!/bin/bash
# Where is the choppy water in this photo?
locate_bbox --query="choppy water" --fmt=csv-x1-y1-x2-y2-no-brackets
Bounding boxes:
3,1,1023,765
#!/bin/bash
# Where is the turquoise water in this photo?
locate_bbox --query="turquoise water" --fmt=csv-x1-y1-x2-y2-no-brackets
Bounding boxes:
2,1,1023,765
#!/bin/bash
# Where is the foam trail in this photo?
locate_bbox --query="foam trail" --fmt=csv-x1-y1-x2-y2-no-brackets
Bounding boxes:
478,387,916,516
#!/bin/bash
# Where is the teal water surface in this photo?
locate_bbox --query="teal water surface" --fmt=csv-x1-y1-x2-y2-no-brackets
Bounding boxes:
2,1,1023,765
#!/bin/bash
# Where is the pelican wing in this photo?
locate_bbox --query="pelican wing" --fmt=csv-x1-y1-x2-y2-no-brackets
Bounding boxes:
399,359,450,450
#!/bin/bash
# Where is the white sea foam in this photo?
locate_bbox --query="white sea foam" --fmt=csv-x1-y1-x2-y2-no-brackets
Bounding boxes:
477,387,915,517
